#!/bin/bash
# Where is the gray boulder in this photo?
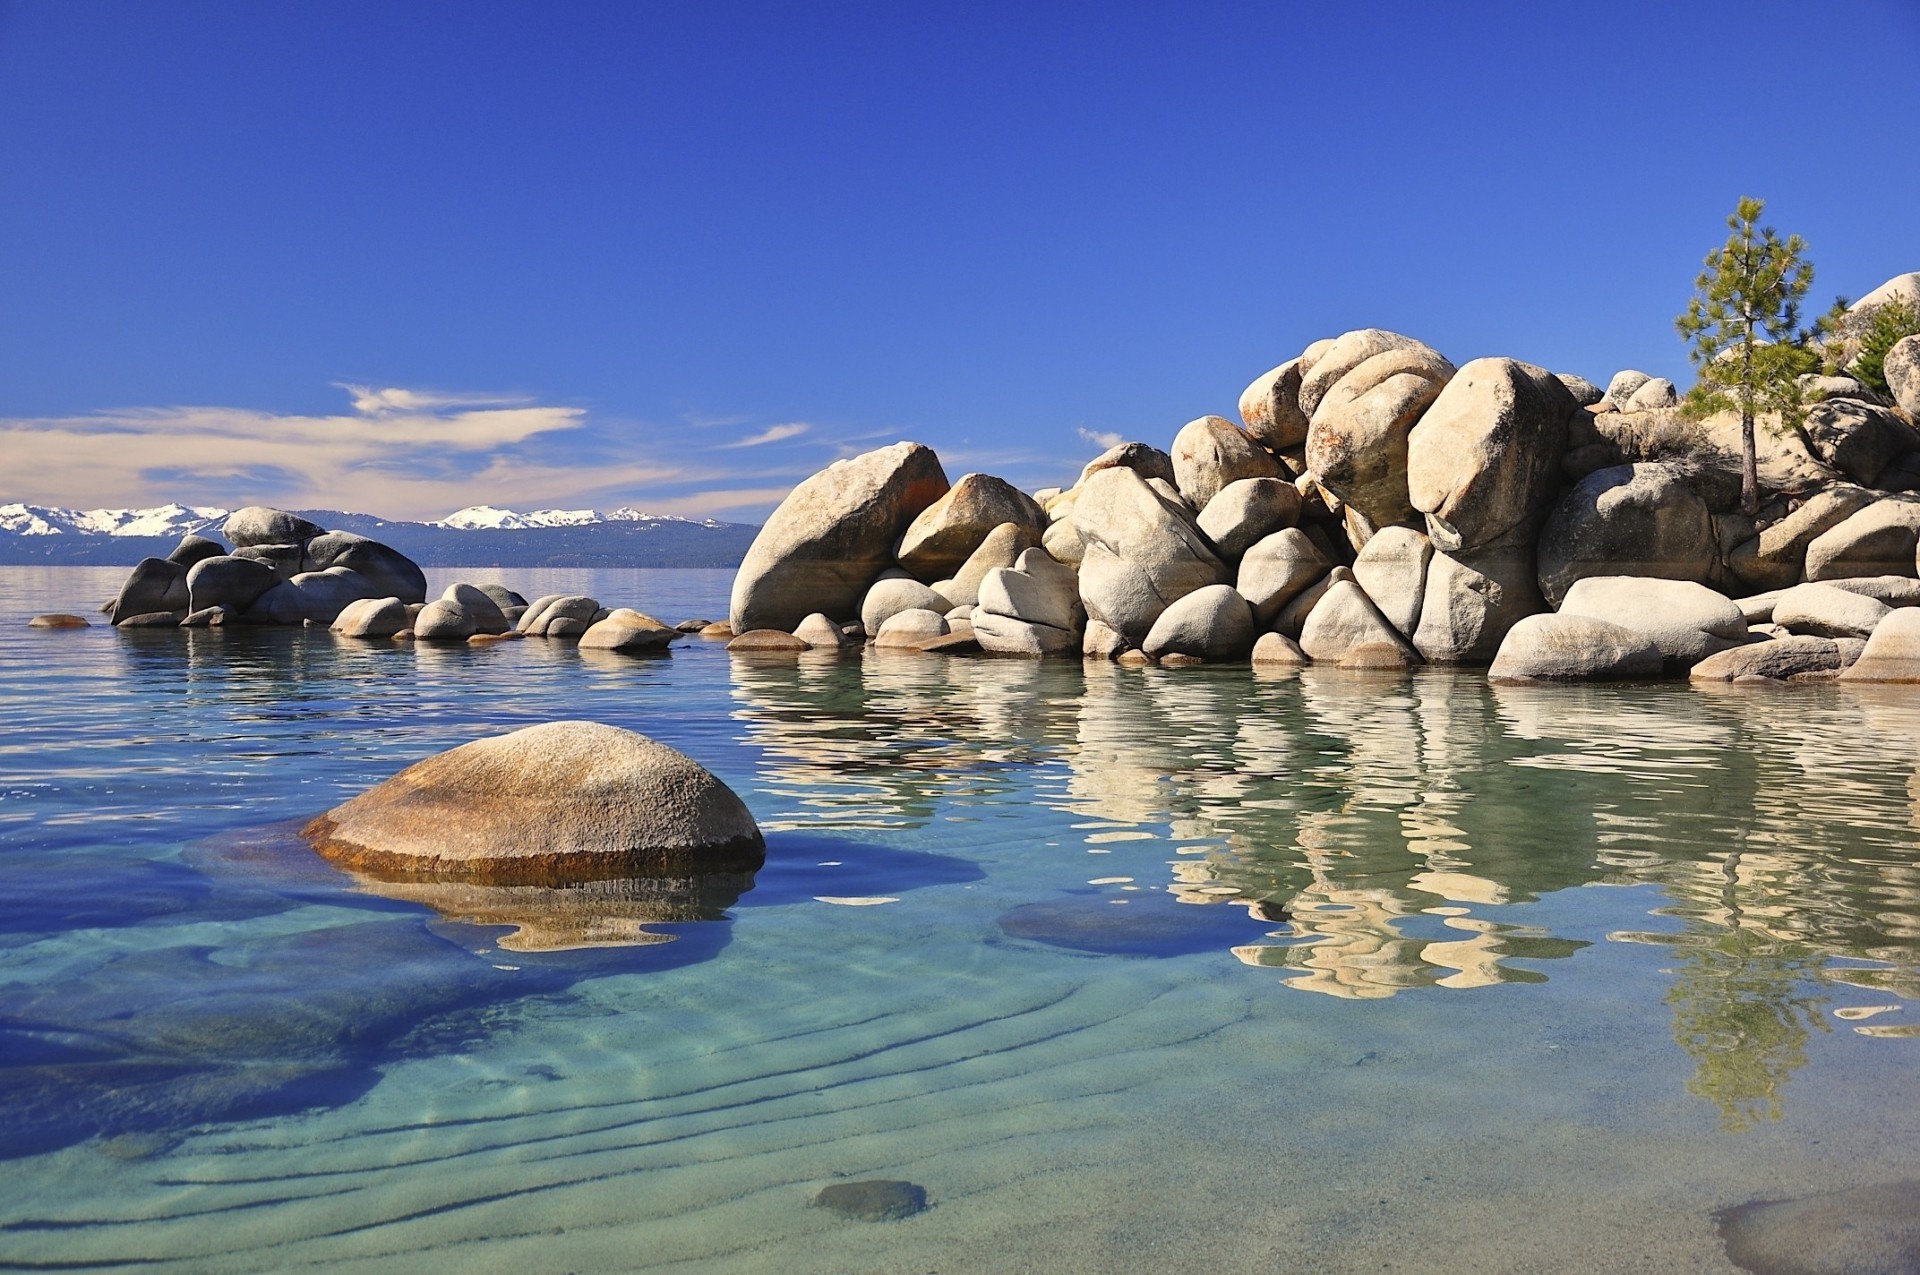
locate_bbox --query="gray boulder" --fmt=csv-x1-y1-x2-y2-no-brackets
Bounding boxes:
1801,399,1915,486
1886,333,1920,417
730,441,949,633
873,609,950,648
1838,607,1920,682
1298,579,1417,664
186,554,281,614
1728,485,1876,590
1690,635,1850,683
894,473,1047,581
1072,466,1227,640
223,506,325,549
579,610,680,653
1276,565,1351,640
861,578,951,636
1141,584,1256,662
1350,525,1431,638
1488,614,1663,683
1556,373,1605,407
1077,441,1176,489
518,594,602,636
1803,498,1920,580
413,600,477,641
793,612,850,650
1557,576,1748,672
1603,370,1653,412
1236,527,1331,628
1238,358,1310,450
109,558,189,623
1771,582,1892,638
1196,477,1302,560
479,583,528,611
971,610,1079,656
1537,463,1716,606
232,543,305,582
1622,377,1677,411
332,596,412,638
976,552,1082,633
1169,415,1283,511
304,532,428,604
166,534,227,568
179,606,231,627
246,567,377,625
304,721,763,882
1040,515,1087,570
1296,329,1428,419
1412,535,1544,665
1251,632,1309,665
442,583,512,635
1082,619,1129,660
1306,343,1454,528
942,522,1036,608
1407,357,1574,553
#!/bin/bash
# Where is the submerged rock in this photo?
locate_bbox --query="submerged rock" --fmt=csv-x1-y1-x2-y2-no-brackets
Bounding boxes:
1717,1180,1920,1275
812,1179,930,1222
304,721,765,884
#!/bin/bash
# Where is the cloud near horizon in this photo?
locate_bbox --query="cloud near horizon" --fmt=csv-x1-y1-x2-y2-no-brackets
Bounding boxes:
0,386,720,520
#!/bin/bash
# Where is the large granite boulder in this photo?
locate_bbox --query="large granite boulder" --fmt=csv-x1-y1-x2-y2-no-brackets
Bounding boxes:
1771,582,1893,638
232,543,305,582
873,609,949,648
413,599,478,641
1196,477,1302,560
941,522,1037,608
971,610,1079,655
861,578,950,635
518,594,602,636
579,610,680,653
1141,584,1256,662
303,721,764,883
1556,373,1605,407
1804,498,1920,580
1537,463,1715,606
894,473,1046,581
186,554,281,614
1298,579,1417,665
1690,635,1853,683
1350,525,1431,638
1238,358,1310,451
108,558,189,623
1072,466,1227,641
976,549,1082,633
304,532,428,604
1887,334,1920,417
1236,528,1330,628
1169,416,1284,511
1801,399,1916,487
245,568,377,625
332,596,412,638
1407,357,1574,553
1622,377,1678,411
1557,576,1748,672
1305,344,1454,527
1488,614,1663,683
1296,329,1428,419
1412,534,1544,665
441,583,512,635
1603,370,1652,412
1727,485,1876,590
1076,442,1176,489
730,442,949,633
166,534,228,568
223,506,325,549
1838,607,1920,682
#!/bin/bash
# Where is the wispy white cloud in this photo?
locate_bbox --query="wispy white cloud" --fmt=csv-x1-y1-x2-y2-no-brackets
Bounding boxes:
1077,427,1126,449
336,384,532,416
719,422,810,449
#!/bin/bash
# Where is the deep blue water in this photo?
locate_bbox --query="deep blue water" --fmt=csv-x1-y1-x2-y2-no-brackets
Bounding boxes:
1,565,1917,1272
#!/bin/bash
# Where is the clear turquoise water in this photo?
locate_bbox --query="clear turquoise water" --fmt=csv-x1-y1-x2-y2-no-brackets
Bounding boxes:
1,565,1917,1272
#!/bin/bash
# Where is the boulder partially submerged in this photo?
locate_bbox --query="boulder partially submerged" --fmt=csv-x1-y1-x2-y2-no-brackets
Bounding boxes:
303,721,764,884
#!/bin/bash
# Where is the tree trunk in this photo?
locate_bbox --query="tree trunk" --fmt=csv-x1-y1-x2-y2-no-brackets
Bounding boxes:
1741,408,1758,515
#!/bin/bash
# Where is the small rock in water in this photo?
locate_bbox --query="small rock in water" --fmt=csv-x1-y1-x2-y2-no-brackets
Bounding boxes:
1717,1180,1920,1275
28,614,90,628
812,1179,929,1222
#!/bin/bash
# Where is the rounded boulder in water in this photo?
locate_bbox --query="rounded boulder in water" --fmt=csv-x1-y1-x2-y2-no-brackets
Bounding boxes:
304,721,765,885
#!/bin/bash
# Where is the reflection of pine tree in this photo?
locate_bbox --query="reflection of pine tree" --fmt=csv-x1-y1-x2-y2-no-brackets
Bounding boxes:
1664,907,1830,1133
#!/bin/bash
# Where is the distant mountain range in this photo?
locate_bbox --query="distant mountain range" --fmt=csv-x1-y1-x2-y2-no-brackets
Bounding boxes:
0,502,762,568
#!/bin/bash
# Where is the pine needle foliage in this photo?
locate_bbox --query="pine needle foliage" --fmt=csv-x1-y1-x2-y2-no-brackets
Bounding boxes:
1675,196,1818,514
1851,298,1920,395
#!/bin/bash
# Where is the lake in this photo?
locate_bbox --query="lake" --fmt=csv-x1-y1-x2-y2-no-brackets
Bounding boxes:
2,565,1916,1272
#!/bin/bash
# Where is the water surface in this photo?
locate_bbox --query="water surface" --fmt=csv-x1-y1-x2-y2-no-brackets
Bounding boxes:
2,566,1917,1272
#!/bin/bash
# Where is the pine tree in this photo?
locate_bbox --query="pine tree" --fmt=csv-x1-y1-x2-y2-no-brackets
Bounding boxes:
1675,196,1817,514
1851,298,1920,395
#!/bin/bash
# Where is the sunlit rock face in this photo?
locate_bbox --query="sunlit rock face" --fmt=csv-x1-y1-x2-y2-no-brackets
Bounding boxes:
304,721,765,885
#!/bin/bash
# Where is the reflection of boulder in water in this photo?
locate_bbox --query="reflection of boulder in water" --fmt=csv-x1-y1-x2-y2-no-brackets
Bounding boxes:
0,920,564,1160
998,890,1277,957
1717,1180,1920,1275
350,870,756,951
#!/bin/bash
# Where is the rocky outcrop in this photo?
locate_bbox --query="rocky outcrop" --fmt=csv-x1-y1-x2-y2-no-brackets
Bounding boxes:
973,549,1083,655
894,473,1046,580
223,506,326,549
1407,358,1574,553
1306,342,1454,528
1350,525,1430,637
1537,463,1715,605
730,442,949,633
304,532,428,604
1727,485,1876,590
303,721,764,883
1170,416,1284,511
1073,466,1226,640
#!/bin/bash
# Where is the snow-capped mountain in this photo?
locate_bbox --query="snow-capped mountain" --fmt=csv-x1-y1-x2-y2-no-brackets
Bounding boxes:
433,504,728,530
0,502,229,537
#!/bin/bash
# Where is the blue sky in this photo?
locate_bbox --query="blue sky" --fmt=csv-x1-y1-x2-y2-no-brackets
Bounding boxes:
2,0,1917,521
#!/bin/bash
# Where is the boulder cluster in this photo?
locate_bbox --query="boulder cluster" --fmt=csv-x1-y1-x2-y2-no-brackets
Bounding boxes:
95,505,683,651
729,300,1920,687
